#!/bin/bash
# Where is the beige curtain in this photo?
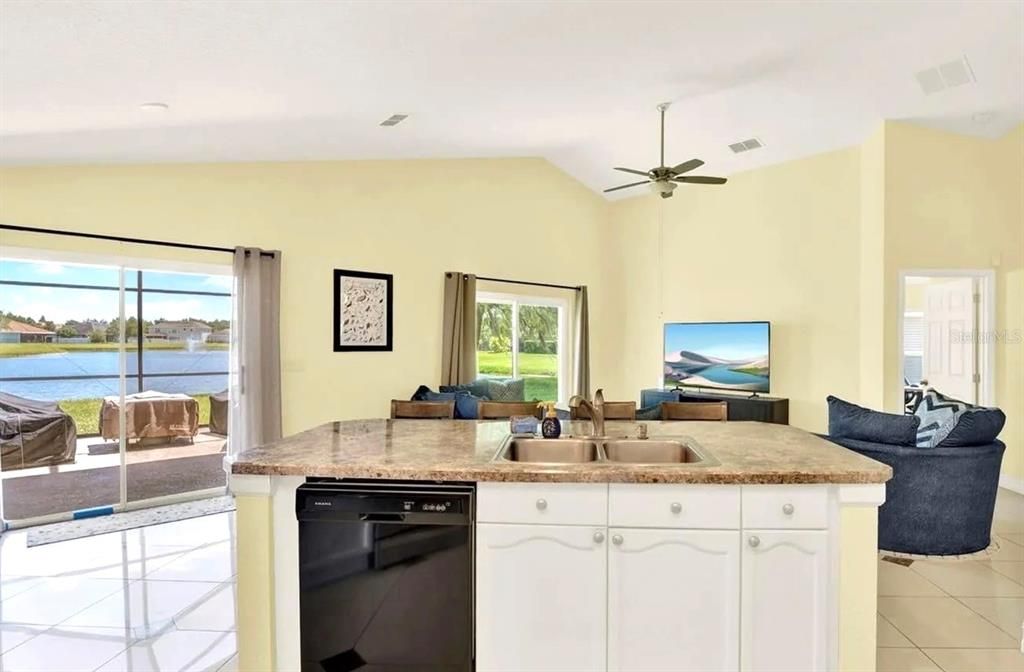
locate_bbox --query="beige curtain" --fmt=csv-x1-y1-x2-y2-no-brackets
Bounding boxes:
573,285,590,397
227,247,283,463
441,272,477,386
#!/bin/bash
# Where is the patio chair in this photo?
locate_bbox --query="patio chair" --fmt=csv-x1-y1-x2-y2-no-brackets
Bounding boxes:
0,392,77,471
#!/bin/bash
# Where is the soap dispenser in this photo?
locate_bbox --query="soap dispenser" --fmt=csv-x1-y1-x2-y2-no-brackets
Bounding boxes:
538,402,562,439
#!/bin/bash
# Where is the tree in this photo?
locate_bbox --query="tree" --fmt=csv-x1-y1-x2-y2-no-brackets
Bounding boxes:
57,324,78,338
89,329,106,343
476,303,511,352
105,316,139,341
518,305,558,352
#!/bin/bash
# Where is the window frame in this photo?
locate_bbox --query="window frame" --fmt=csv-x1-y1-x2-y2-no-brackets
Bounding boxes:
476,290,571,404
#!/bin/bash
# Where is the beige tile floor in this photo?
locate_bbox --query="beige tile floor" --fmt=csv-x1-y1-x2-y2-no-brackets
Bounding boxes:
877,487,1024,672
0,512,237,672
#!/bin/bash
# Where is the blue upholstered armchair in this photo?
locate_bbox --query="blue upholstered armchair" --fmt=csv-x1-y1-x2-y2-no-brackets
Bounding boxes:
827,435,1005,555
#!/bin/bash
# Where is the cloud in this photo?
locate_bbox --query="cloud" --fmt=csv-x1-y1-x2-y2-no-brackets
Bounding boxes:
32,261,65,275
203,275,233,290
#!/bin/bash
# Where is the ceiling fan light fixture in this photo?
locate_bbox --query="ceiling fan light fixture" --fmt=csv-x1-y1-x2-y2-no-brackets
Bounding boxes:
649,181,676,195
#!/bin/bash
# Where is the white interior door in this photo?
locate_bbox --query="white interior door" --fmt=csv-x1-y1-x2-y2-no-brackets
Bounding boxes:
922,277,977,402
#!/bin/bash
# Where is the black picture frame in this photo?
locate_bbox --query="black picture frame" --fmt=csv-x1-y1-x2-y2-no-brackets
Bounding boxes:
333,269,393,352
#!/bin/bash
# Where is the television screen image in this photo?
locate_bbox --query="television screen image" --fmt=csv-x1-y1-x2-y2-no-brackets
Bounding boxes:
663,321,770,393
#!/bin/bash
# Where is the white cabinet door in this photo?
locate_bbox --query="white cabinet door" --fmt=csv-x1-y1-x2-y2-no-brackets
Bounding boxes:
608,528,740,672
741,530,830,672
476,523,607,672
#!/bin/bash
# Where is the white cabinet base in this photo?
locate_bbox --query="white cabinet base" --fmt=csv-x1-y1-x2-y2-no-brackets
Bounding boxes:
476,523,607,672
608,528,740,672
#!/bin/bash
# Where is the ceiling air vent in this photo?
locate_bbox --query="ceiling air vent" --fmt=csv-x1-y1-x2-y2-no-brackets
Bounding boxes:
915,55,976,95
729,138,764,154
379,114,409,127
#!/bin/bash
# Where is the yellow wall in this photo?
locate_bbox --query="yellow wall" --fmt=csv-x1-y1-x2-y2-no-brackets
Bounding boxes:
881,123,1024,481
235,495,275,672
610,122,1023,469
1,124,1020,475
839,505,879,672
0,159,618,435
609,146,865,431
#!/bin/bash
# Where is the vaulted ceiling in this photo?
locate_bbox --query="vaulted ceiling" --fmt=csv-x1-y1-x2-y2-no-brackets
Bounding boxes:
1,1,1021,197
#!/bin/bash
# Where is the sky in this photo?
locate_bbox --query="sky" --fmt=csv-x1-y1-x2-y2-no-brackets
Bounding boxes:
664,322,769,361
0,259,231,324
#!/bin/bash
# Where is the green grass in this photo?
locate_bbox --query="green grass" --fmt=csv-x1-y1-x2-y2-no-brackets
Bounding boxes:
58,394,212,436
477,351,558,401
0,342,229,357
477,351,557,376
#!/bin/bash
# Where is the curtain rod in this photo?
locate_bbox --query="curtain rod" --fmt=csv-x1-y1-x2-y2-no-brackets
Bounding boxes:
0,224,276,258
470,274,581,292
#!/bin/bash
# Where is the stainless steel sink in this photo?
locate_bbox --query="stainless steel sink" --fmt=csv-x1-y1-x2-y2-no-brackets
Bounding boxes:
495,435,716,467
501,438,601,464
603,439,705,464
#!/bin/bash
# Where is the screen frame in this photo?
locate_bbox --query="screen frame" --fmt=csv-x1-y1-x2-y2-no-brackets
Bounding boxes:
662,320,772,394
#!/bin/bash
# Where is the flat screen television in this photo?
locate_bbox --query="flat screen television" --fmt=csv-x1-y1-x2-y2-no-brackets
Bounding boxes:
663,321,771,393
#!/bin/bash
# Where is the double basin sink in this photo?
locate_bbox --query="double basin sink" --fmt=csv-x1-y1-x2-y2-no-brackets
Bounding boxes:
494,435,717,467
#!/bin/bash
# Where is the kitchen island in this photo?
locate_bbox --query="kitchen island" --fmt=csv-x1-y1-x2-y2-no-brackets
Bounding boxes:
230,419,891,672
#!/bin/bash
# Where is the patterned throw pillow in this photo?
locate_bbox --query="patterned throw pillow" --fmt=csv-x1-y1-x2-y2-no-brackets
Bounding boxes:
914,389,971,447
486,378,526,402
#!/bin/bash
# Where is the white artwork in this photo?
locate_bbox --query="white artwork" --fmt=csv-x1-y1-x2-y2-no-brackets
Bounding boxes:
335,270,392,350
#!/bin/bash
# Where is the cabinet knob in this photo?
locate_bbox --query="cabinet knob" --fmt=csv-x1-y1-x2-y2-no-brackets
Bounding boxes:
612,534,624,546
670,502,683,514
535,498,547,511
748,535,761,548
782,503,795,516
593,531,605,544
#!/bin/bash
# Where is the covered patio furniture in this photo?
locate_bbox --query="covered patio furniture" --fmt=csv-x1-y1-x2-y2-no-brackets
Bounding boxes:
100,391,199,443
209,389,229,435
0,392,77,471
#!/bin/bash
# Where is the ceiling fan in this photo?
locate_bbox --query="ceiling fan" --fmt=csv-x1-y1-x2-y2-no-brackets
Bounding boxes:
605,102,727,199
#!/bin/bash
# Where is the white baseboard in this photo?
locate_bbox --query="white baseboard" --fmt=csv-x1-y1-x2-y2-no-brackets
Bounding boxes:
999,473,1024,495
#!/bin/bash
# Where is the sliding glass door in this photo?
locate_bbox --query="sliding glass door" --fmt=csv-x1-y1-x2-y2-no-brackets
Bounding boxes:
124,267,230,505
0,253,231,526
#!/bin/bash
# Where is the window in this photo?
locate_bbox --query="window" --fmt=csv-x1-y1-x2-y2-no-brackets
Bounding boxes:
476,291,569,403
903,311,924,385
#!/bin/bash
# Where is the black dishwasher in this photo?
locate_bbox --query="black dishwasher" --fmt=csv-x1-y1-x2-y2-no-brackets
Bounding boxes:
296,480,474,672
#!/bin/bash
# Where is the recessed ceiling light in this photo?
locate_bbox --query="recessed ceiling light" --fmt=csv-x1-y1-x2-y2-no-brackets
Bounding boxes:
139,102,169,111
379,114,408,127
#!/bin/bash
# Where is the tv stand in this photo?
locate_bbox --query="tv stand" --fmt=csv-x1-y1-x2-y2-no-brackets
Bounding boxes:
641,388,789,425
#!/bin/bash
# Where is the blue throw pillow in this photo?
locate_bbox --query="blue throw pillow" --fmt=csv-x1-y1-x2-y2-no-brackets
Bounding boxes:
423,389,481,420
914,389,1005,447
485,377,526,402
440,379,491,400
827,396,920,447
939,407,1006,447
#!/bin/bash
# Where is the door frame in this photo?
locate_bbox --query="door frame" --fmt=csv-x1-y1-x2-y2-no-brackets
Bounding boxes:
897,268,996,407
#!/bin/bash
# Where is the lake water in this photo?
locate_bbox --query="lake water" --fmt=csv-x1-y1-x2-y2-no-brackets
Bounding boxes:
697,364,769,388
0,350,229,401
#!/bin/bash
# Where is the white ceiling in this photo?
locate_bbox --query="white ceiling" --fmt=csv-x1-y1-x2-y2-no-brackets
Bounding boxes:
1,1,1022,198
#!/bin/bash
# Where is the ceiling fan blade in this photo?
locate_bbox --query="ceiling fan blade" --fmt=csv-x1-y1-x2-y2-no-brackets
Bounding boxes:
614,167,651,177
670,158,704,175
673,175,727,185
603,180,650,193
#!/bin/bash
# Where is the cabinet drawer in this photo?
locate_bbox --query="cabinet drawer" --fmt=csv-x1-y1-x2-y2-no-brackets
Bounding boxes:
477,482,607,526
742,486,829,530
609,484,740,529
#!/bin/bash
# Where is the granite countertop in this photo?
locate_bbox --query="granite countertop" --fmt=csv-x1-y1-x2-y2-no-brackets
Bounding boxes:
230,419,892,484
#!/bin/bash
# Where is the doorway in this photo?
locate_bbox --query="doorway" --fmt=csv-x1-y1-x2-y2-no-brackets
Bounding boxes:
898,270,995,413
